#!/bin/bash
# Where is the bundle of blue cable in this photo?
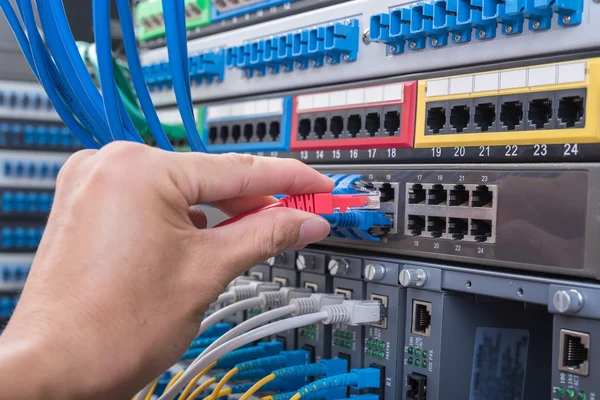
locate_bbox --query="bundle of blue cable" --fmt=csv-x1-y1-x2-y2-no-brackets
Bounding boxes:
0,0,206,152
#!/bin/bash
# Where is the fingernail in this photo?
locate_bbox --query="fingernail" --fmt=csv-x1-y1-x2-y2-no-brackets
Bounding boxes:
296,217,331,247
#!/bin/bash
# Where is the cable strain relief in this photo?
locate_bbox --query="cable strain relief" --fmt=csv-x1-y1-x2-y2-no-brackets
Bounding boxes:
231,285,254,301
323,304,348,325
261,291,284,308
290,297,318,316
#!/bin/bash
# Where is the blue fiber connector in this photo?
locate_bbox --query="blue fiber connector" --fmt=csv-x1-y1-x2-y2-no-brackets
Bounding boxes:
432,0,472,44
233,350,310,373
533,0,583,25
308,27,326,68
213,368,269,382
295,368,381,399
324,20,359,64
505,0,553,30
457,0,498,39
200,322,232,339
482,0,525,35
189,336,219,349
218,341,284,368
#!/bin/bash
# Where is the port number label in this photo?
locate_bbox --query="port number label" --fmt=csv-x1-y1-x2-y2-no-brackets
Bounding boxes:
454,146,466,157
455,245,462,252
505,145,518,157
437,174,444,181
316,150,324,160
564,143,579,156
332,150,341,159
479,146,490,157
478,247,484,254
300,151,309,160
481,175,489,182
387,148,397,158
270,152,278,157
349,149,359,159
533,144,547,156
417,175,423,181
413,240,420,247
434,243,440,250
431,147,442,158
459,175,465,182
368,149,377,158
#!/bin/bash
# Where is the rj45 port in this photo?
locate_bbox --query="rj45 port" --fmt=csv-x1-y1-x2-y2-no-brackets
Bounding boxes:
559,330,590,376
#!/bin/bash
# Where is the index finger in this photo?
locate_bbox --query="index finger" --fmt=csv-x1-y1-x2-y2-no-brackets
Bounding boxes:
167,152,334,205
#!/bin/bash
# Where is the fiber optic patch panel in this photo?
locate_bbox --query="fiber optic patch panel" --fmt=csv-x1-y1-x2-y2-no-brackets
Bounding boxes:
0,80,57,122
0,151,69,189
0,254,33,292
0,189,54,218
0,223,44,252
140,0,600,104
202,96,293,153
211,0,297,22
238,248,600,399
0,294,18,320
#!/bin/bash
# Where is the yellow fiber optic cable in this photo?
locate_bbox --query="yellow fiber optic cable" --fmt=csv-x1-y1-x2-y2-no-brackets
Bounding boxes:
178,361,218,400
262,396,274,400
144,380,158,400
239,374,277,400
166,370,185,391
213,388,232,398
290,393,302,400
206,367,239,400
186,377,217,400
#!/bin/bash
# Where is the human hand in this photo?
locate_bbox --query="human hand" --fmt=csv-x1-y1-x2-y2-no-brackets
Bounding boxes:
0,142,333,400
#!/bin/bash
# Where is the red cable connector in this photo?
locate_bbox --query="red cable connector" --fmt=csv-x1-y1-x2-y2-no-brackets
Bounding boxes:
214,193,380,228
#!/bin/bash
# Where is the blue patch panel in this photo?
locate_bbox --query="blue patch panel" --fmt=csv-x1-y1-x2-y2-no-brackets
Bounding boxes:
143,50,225,92
0,295,18,320
203,97,293,153
3,160,63,180
0,225,44,252
369,0,583,53
226,19,359,78
0,122,81,152
0,89,53,112
1,264,30,285
0,189,54,217
211,0,297,22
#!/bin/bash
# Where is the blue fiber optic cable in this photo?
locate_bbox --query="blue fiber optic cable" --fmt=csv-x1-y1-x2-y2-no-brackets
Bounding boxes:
162,0,208,152
1,0,100,149
36,0,113,143
17,0,109,144
114,0,174,151
47,0,141,144
92,0,126,140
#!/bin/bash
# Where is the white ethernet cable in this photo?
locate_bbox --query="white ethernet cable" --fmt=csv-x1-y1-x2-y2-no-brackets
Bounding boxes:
198,281,280,336
200,292,344,357
158,300,383,400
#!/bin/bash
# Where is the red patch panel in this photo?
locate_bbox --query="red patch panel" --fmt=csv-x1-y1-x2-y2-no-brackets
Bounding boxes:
290,81,417,151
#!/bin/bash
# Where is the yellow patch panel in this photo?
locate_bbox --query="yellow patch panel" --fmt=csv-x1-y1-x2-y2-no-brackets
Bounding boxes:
415,58,600,148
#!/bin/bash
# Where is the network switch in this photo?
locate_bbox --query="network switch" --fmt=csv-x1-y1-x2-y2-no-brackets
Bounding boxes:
140,0,600,104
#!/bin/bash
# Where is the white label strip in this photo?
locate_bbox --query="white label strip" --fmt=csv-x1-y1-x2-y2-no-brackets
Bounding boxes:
296,83,404,112
206,98,285,121
426,61,587,98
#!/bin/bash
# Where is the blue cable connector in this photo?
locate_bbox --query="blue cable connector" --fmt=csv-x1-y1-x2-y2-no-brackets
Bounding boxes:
213,368,269,382
218,341,284,368
200,322,232,339
294,368,381,399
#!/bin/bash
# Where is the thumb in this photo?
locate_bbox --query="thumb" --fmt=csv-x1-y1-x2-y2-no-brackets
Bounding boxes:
196,208,330,281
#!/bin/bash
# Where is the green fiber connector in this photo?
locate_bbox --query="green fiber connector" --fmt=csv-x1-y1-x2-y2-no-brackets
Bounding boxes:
136,0,210,42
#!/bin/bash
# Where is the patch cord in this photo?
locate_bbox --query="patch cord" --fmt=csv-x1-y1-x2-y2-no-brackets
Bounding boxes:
0,188,54,217
157,300,384,400
0,122,81,152
291,82,417,151
369,0,584,55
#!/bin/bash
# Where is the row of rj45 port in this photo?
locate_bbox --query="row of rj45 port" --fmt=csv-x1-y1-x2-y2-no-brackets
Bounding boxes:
408,183,494,208
426,89,586,135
